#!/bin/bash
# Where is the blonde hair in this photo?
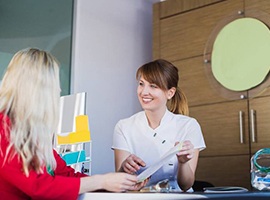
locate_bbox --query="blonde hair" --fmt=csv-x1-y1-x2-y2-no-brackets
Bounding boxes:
136,59,189,115
0,48,61,176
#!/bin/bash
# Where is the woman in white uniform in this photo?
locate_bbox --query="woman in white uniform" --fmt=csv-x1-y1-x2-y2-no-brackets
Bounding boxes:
112,59,206,192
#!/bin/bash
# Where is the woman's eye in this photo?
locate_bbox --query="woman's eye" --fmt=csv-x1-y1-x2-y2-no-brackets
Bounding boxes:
150,84,158,88
139,82,143,86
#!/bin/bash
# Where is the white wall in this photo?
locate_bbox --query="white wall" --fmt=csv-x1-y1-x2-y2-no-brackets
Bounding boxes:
72,0,157,174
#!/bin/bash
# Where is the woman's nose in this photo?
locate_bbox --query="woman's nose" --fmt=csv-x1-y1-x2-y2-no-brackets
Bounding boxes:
141,86,150,95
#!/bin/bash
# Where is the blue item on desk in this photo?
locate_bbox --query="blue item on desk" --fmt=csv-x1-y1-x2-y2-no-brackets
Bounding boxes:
251,148,270,191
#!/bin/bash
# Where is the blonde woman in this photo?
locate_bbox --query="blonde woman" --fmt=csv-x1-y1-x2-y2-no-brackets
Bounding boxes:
0,48,145,200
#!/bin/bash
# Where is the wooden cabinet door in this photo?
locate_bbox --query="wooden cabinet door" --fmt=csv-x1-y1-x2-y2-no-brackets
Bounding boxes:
196,155,251,189
159,0,243,61
245,0,270,16
249,96,270,154
158,0,222,18
245,0,270,98
190,100,249,157
174,57,247,106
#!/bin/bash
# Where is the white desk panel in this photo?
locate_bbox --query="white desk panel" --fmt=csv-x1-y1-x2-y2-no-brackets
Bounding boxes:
78,192,207,200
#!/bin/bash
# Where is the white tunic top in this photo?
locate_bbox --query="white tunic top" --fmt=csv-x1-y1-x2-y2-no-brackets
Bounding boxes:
112,109,206,191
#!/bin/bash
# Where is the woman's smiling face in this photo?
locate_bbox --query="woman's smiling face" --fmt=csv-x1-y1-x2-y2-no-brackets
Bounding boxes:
137,76,169,112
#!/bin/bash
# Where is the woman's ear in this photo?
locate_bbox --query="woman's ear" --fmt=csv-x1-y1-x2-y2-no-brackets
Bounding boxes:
167,87,176,100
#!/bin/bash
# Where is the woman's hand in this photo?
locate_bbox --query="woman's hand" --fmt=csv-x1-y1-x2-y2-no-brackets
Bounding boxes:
133,178,149,191
175,140,194,164
121,154,146,174
80,172,149,193
101,172,140,192
175,141,199,191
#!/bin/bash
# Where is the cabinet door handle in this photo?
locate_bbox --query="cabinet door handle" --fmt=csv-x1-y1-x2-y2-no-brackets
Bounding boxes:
239,111,244,144
250,109,256,143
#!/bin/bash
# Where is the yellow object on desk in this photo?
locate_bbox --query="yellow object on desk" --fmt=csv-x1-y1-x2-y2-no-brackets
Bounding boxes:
57,115,91,145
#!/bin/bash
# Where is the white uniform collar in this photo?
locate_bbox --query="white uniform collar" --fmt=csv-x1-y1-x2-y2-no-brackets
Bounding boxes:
143,109,173,130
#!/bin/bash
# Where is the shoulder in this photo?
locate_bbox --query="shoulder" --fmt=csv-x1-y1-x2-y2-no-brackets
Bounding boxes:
116,111,145,126
167,111,199,125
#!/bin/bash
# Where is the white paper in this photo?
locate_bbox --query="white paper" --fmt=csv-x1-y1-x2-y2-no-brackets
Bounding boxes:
204,186,248,193
137,143,183,182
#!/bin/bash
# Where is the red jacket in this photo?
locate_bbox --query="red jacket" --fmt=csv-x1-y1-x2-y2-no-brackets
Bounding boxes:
0,113,87,200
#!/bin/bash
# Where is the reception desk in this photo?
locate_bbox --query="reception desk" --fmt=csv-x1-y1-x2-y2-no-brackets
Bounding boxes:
78,191,270,200
78,192,206,200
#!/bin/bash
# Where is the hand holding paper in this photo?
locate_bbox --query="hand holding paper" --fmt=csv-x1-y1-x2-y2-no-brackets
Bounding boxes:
121,154,146,174
176,140,195,164
137,142,183,183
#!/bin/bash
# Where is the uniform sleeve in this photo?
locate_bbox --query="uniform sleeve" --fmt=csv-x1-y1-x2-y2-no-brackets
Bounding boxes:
111,120,130,152
185,118,206,151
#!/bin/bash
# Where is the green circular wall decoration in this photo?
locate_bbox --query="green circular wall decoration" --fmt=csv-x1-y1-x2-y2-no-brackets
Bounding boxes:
211,17,270,91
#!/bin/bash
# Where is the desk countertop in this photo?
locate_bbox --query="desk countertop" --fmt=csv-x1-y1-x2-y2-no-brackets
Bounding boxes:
78,191,270,200
78,192,207,200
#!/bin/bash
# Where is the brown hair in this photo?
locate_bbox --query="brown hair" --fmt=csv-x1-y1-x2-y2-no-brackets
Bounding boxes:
136,59,189,115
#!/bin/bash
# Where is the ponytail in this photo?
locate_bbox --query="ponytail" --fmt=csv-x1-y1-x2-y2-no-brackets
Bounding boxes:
167,87,189,115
